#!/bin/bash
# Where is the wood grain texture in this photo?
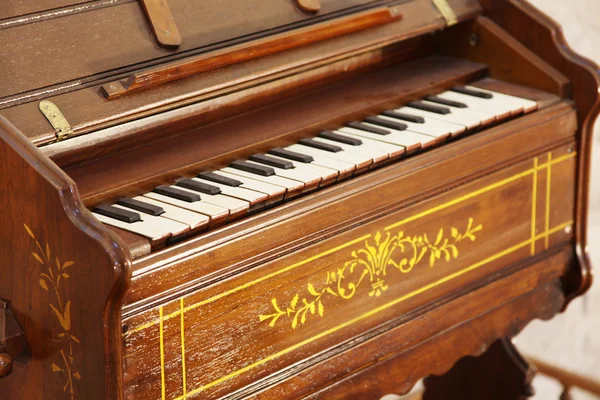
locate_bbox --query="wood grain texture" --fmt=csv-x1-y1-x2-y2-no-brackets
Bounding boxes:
140,0,182,49
0,116,131,399
101,6,402,98
478,0,600,307
439,16,571,96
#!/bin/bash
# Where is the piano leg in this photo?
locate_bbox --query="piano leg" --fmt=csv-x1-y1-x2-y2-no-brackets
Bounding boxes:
422,338,535,400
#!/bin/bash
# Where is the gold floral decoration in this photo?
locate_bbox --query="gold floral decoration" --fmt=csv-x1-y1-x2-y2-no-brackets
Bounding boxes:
259,218,482,329
24,224,80,399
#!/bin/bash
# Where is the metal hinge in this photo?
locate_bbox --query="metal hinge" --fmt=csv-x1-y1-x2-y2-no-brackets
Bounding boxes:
433,0,458,26
39,100,73,142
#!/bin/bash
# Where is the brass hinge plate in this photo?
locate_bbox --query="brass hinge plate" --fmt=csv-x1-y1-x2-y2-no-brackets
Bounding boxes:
433,0,458,26
39,100,73,141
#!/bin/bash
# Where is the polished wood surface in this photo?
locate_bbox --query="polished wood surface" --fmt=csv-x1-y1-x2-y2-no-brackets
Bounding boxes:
101,6,403,99
0,0,598,399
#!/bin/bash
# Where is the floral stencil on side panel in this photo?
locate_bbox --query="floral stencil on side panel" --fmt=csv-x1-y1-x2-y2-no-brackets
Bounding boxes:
25,224,80,399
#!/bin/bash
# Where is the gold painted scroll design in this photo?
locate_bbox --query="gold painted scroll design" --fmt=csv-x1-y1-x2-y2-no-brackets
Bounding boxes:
259,217,482,329
25,224,80,400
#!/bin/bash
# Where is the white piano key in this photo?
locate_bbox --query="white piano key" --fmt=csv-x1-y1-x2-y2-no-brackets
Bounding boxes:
351,123,437,150
112,204,189,236
331,130,405,159
143,192,230,224
242,159,322,188
129,196,209,230
287,144,373,170
168,185,249,215
221,166,306,195
93,212,173,241
465,86,538,113
213,170,286,201
420,100,496,126
260,154,340,184
192,177,267,207
376,114,464,138
311,136,388,164
273,148,356,178
435,91,517,117
395,106,482,130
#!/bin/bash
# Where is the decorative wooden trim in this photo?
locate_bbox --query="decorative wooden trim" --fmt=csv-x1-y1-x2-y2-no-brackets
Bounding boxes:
100,6,403,99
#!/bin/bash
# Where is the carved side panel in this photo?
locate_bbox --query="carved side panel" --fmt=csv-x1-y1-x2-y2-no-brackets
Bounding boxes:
0,117,130,399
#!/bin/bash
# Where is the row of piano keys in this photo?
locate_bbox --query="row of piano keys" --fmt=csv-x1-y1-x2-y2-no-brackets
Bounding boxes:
91,84,538,248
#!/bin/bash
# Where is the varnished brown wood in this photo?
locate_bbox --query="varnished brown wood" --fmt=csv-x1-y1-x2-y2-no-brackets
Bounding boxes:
0,0,598,399
0,116,131,399
100,6,403,99
439,16,570,97
423,339,535,400
477,0,600,308
1,0,479,147
140,0,182,49
0,300,25,378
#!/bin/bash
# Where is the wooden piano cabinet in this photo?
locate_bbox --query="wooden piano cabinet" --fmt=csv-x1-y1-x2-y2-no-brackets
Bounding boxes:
120,139,577,399
0,116,131,399
1,0,600,399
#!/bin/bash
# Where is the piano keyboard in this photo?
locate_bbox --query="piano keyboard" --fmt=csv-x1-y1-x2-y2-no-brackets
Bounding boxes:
92,85,538,245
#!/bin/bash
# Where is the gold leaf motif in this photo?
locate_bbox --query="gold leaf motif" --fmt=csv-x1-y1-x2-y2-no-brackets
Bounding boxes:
62,261,75,269
32,252,45,265
259,218,483,329
24,223,35,239
25,225,80,398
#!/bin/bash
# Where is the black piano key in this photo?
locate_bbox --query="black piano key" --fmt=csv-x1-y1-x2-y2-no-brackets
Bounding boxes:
318,131,362,146
381,110,425,124
176,178,221,195
451,86,493,99
425,95,468,108
299,138,342,153
117,198,164,216
269,147,313,163
197,171,242,187
347,121,390,135
249,154,294,170
153,185,201,202
407,101,451,115
230,160,275,176
93,204,141,223
364,116,408,131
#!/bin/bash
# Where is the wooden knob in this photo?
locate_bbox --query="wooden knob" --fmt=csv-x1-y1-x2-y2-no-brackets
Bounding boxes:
0,353,13,377
296,0,320,12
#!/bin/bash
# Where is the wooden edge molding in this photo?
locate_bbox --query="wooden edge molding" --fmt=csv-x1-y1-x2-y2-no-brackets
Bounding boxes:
100,6,403,99
0,115,132,399
482,0,600,307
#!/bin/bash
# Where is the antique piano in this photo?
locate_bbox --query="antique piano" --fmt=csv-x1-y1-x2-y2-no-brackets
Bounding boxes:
0,0,598,399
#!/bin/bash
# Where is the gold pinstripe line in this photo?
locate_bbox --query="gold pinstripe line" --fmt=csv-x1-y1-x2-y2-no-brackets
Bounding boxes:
180,298,187,399
531,158,538,255
159,306,166,400
173,220,573,398
545,153,552,249
125,152,576,337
